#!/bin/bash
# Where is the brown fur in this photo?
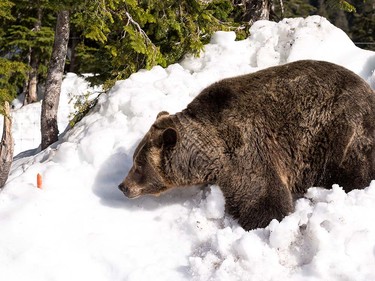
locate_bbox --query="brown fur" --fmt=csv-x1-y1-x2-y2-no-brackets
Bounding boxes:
119,60,375,230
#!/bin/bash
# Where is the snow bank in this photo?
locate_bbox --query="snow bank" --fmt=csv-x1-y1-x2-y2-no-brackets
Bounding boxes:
247,17,375,87
1,16,375,281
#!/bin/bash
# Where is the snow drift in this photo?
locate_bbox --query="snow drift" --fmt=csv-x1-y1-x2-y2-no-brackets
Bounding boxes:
1,16,375,281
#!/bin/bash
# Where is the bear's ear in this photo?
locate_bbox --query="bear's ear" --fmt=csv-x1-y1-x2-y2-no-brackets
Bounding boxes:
162,128,177,147
156,111,169,119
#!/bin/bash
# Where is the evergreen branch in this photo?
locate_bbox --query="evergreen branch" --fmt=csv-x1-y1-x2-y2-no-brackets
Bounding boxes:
124,11,156,49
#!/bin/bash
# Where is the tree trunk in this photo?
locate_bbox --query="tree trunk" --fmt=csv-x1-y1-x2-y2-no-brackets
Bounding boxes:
242,0,273,24
41,10,70,150
21,50,31,102
69,30,79,73
0,102,14,188
26,50,40,104
24,7,43,106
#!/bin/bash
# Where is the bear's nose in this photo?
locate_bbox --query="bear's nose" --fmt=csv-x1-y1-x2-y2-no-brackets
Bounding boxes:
118,182,129,196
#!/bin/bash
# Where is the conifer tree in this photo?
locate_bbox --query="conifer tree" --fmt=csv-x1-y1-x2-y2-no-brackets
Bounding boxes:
0,2,16,184
0,0,54,109
24,5,43,105
0,0,13,20
346,0,375,51
71,0,236,87
0,0,18,114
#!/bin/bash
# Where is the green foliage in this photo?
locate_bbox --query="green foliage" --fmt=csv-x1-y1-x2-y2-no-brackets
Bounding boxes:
1,0,240,102
325,0,356,13
345,0,375,51
0,58,27,114
71,0,237,88
0,0,55,105
3,24,54,61
0,0,14,20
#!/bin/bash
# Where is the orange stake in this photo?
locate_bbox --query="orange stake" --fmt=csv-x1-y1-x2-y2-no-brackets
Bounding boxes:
37,173,42,189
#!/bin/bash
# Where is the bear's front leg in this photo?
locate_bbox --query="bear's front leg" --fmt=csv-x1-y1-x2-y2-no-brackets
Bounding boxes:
221,175,293,231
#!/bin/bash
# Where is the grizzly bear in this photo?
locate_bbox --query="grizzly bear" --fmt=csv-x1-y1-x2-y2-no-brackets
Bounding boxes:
119,60,375,231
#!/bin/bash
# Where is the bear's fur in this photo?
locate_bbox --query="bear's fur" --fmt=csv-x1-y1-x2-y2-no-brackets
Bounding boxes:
119,60,375,230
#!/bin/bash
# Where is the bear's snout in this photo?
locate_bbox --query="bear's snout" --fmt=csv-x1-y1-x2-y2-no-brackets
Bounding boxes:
118,182,129,195
118,181,141,199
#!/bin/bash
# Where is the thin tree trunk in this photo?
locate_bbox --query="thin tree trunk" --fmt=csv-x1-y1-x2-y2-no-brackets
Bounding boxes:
69,30,79,73
0,102,14,188
21,50,31,102
243,0,273,24
41,10,70,150
24,6,43,105
26,50,40,104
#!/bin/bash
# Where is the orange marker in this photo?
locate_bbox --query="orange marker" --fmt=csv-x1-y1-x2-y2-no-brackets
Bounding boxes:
37,173,42,189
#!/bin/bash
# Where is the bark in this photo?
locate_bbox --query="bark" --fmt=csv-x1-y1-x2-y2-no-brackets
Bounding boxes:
41,10,70,150
21,50,31,101
278,0,284,17
0,102,14,188
69,30,79,73
241,0,273,24
24,7,43,105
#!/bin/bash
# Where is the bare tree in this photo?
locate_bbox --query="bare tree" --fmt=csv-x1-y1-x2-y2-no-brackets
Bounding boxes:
24,6,43,105
0,102,14,188
245,0,272,24
23,6,42,105
41,10,70,150
233,0,275,24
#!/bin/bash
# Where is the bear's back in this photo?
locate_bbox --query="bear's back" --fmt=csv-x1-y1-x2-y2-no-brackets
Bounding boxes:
185,60,375,129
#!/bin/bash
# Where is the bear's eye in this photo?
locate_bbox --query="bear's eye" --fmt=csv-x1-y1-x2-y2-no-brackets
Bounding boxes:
133,165,143,182
134,165,143,175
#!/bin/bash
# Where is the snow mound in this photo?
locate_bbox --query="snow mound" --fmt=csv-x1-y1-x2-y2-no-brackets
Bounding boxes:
1,16,375,281
189,183,375,280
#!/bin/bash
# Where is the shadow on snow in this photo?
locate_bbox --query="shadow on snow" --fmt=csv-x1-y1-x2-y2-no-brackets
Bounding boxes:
92,146,203,211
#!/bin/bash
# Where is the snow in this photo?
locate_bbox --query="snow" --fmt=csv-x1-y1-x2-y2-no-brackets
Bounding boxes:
1,16,375,281
0,73,102,156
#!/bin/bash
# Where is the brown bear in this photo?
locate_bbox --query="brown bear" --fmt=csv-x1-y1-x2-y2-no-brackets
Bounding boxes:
119,60,375,231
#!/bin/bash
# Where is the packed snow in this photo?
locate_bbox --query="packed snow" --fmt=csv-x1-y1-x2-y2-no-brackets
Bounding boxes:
1,16,375,281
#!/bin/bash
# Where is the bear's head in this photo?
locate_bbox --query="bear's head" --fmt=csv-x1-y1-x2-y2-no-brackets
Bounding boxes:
118,111,179,198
